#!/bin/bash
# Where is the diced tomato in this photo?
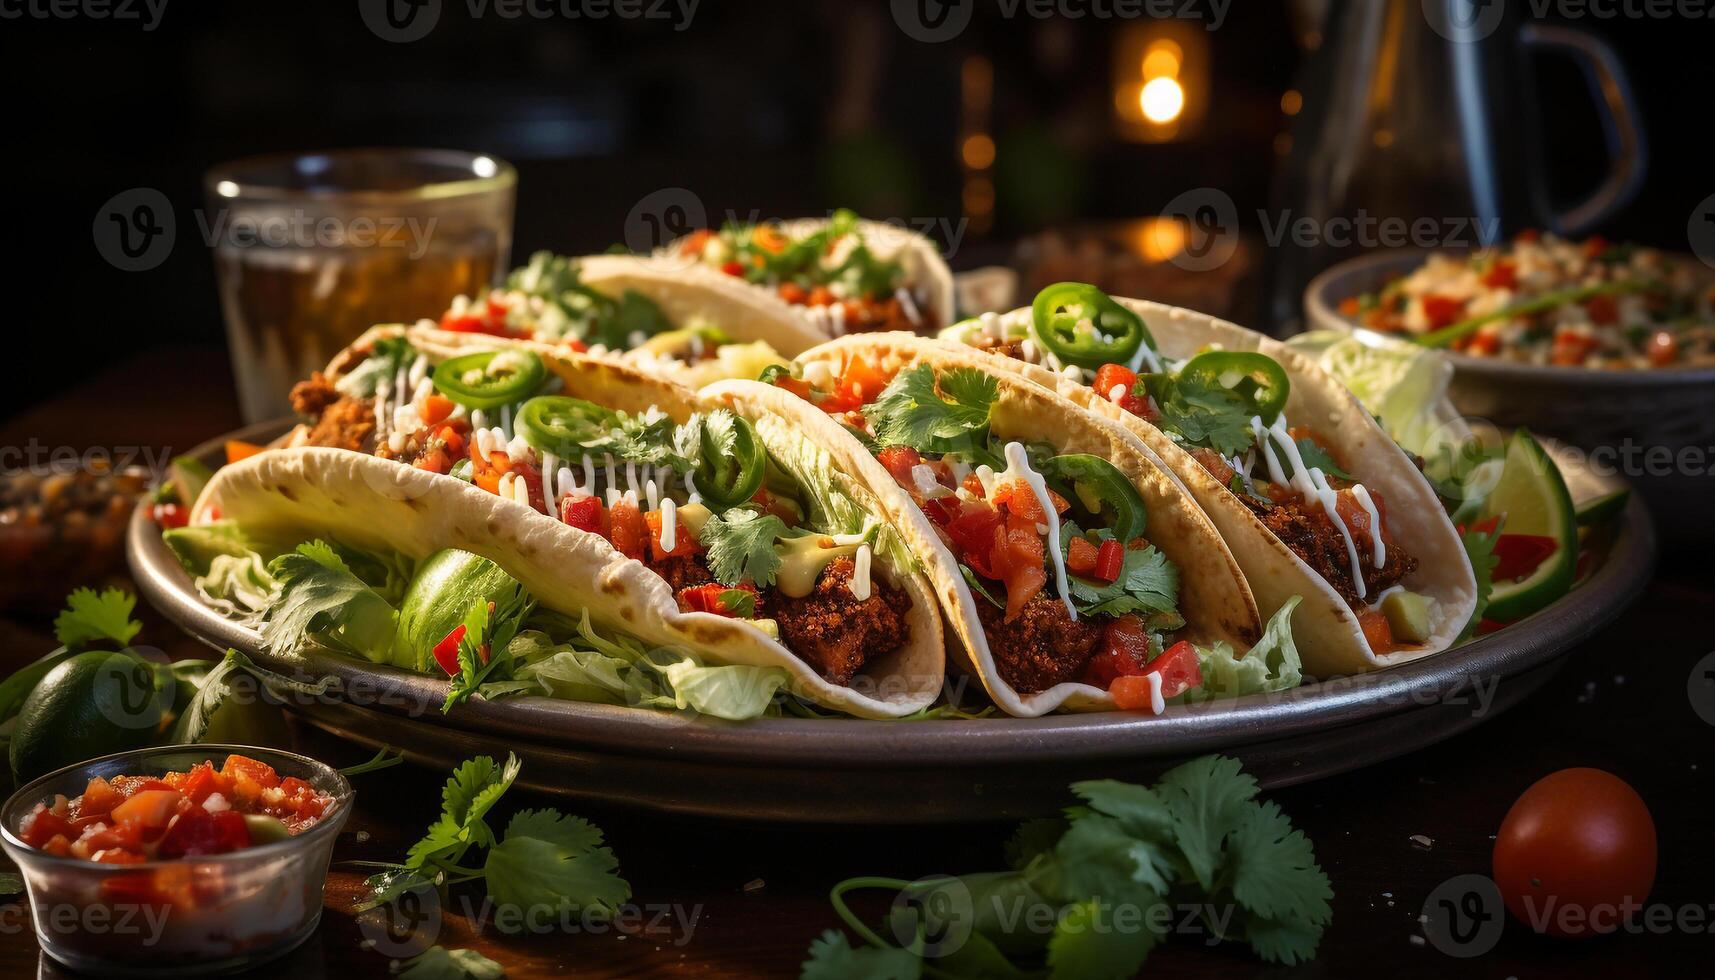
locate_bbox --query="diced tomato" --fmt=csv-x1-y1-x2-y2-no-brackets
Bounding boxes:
1066,536,1099,577
220,755,282,791
1582,294,1619,325
947,503,1002,567
1092,363,1139,401
1463,331,1502,356
1190,448,1236,486
752,225,788,253
433,624,467,675
1646,330,1679,367
19,805,75,848
225,440,265,465
994,479,1044,530
808,286,836,306
609,498,648,560
921,495,964,527
1081,614,1153,688
1339,296,1361,316
677,582,755,617
74,777,124,822
561,494,605,534
419,394,455,426
771,373,814,399
994,527,1047,622
645,509,698,560
1358,608,1397,653
150,502,189,529
1145,641,1202,699
721,260,747,277
1093,539,1125,584
438,425,467,456
877,445,923,487
158,808,253,859
1551,331,1598,366
1334,490,1376,547
79,819,145,855
961,472,986,497
505,462,548,513
91,848,148,865
832,355,891,411
111,790,183,830
1421,295,1466,330
1492,533,1560,582
1482,259,1519,290
163,764,221,806
778,282,808,305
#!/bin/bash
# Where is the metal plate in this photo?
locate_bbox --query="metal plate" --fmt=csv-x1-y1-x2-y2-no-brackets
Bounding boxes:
129,422,1656,823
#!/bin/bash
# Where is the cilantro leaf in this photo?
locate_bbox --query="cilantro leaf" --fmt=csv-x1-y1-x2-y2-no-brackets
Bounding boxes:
1460,522,1500,640
718,588,757,618
1243,913,1325,966
1293,437,1351,481
444,584,536,713
263,543,399,663
1141,372,1258,458
1046,897,1159,980
391,945,505,980
406,754,521,872
700,508,787,587
1070,779,1174,841
484,808,631,928
1156,755,1259,892
865,363,996,453
1049,812,1173,898
1226,799,1333,927
171,648,335,744
801,930,921,980
1004,817,1068,871
1059,524,1178,618
54,587,142,649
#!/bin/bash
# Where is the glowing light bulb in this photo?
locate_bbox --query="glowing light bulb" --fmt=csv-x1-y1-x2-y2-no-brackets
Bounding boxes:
1140,77,1184,124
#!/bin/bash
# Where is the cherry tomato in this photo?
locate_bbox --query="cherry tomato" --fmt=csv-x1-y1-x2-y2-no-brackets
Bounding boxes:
1492,768,1656,938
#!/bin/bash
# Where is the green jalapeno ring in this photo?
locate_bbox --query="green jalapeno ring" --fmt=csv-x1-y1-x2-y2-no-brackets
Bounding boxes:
1044,453,1148,543
1176,350,1291,426
695,413,768,511
516,396,621,459
432,349,547,411
1029,282,1157,371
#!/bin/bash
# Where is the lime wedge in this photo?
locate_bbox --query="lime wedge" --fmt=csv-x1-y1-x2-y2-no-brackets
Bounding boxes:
1575,488,1629,527
1478,430,1577,622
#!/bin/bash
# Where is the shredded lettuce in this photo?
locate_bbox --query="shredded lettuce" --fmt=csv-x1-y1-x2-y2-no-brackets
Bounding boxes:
754,414,915,575
163,521,263,577
1283,331,1469,459
1177,597,1304,702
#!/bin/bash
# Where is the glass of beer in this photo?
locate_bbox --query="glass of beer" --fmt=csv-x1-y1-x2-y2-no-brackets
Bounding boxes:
205,149,515,422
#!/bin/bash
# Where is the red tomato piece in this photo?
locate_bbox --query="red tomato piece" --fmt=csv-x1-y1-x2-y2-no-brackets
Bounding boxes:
608,499,648,560
220,755,282,791
560,495,605,534
111,790,183,830
1092,363,1139,401
1582,294,1619,325
1066,536,1099,577
158,807,254,859
1081,614,1153,688
433,624,467,675
419,394,455,427
1145,640,1202,699
946,504,1002,567
1481,259,1519,290
1491,533,1560,582
877,446,923,487
721,260,746,277
1092,539,1125,584
151,502,189,529
645,509,698,561
1493,768,1656,938
19,805,75,848
74,777,124,821
1421,295,1466,330
994,527,1047,622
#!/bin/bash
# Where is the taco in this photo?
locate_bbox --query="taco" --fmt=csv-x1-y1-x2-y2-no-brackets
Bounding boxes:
662,208,957,337
733,338,1291,718
427,252,827,386
938,283,1478,675
181,327,945,719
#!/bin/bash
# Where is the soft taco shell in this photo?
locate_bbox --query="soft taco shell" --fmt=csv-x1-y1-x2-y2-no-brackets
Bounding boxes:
227,332,946,719
729,337,1263,717
953,300,1478,676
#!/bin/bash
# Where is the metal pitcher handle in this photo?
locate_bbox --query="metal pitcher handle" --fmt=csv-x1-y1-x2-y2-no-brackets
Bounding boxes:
1521,23,1648,236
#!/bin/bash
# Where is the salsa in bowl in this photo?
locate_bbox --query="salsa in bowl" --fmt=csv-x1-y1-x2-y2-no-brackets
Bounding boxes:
0,745,351,976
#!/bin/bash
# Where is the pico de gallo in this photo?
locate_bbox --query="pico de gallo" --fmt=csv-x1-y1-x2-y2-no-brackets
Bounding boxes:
279,336,919,688
674,209,944,335
940,283,1440,655
1342,233,1715,368
435,252,784,385
16,755,333,864
764,353,1297,712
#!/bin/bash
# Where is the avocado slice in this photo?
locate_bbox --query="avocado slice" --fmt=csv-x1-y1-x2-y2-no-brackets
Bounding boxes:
1381,590,1437,645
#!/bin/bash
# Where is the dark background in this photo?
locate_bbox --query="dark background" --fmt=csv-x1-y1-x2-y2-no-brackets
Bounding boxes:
3,0,1710,419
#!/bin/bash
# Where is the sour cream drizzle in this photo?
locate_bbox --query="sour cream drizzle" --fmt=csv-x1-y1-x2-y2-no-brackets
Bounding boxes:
975,442,1075,619
1251,415,1366,598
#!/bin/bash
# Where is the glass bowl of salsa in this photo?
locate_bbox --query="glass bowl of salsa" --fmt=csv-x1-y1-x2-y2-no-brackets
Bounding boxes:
0,745,353,976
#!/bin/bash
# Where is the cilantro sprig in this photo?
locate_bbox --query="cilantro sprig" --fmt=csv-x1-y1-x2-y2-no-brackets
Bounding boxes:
802,755,1332,978
1058,523,1179,619
1139,371,1258,459
359,754,631,935
865,363,997,454
53,587,143,650
701,508,789,588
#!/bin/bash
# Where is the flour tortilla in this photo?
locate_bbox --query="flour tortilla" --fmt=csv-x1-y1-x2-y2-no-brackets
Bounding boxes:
215,332,946,719
661,217,958,336
949,300,1478,676
737,337,1263,717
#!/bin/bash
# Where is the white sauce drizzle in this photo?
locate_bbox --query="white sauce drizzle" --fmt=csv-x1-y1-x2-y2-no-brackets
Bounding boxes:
541,451,557,510
1252,415,1366,598
1351,484,1386,569
977,442,1075,619
851,544,873,600
659,498,678,552
1146,671,1165,715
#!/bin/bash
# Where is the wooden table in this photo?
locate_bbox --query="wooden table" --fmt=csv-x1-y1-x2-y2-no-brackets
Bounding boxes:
2,349,1709,978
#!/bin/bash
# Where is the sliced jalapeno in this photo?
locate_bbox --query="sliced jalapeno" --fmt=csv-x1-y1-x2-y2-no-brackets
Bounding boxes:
1176,351,1290,425
516,396,620,458
694,411,768,511
1030,282,1156,371
1045,454,1147,542
432,349,547,411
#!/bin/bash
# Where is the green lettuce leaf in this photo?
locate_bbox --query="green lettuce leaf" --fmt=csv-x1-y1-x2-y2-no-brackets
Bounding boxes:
1177,597,1304,703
